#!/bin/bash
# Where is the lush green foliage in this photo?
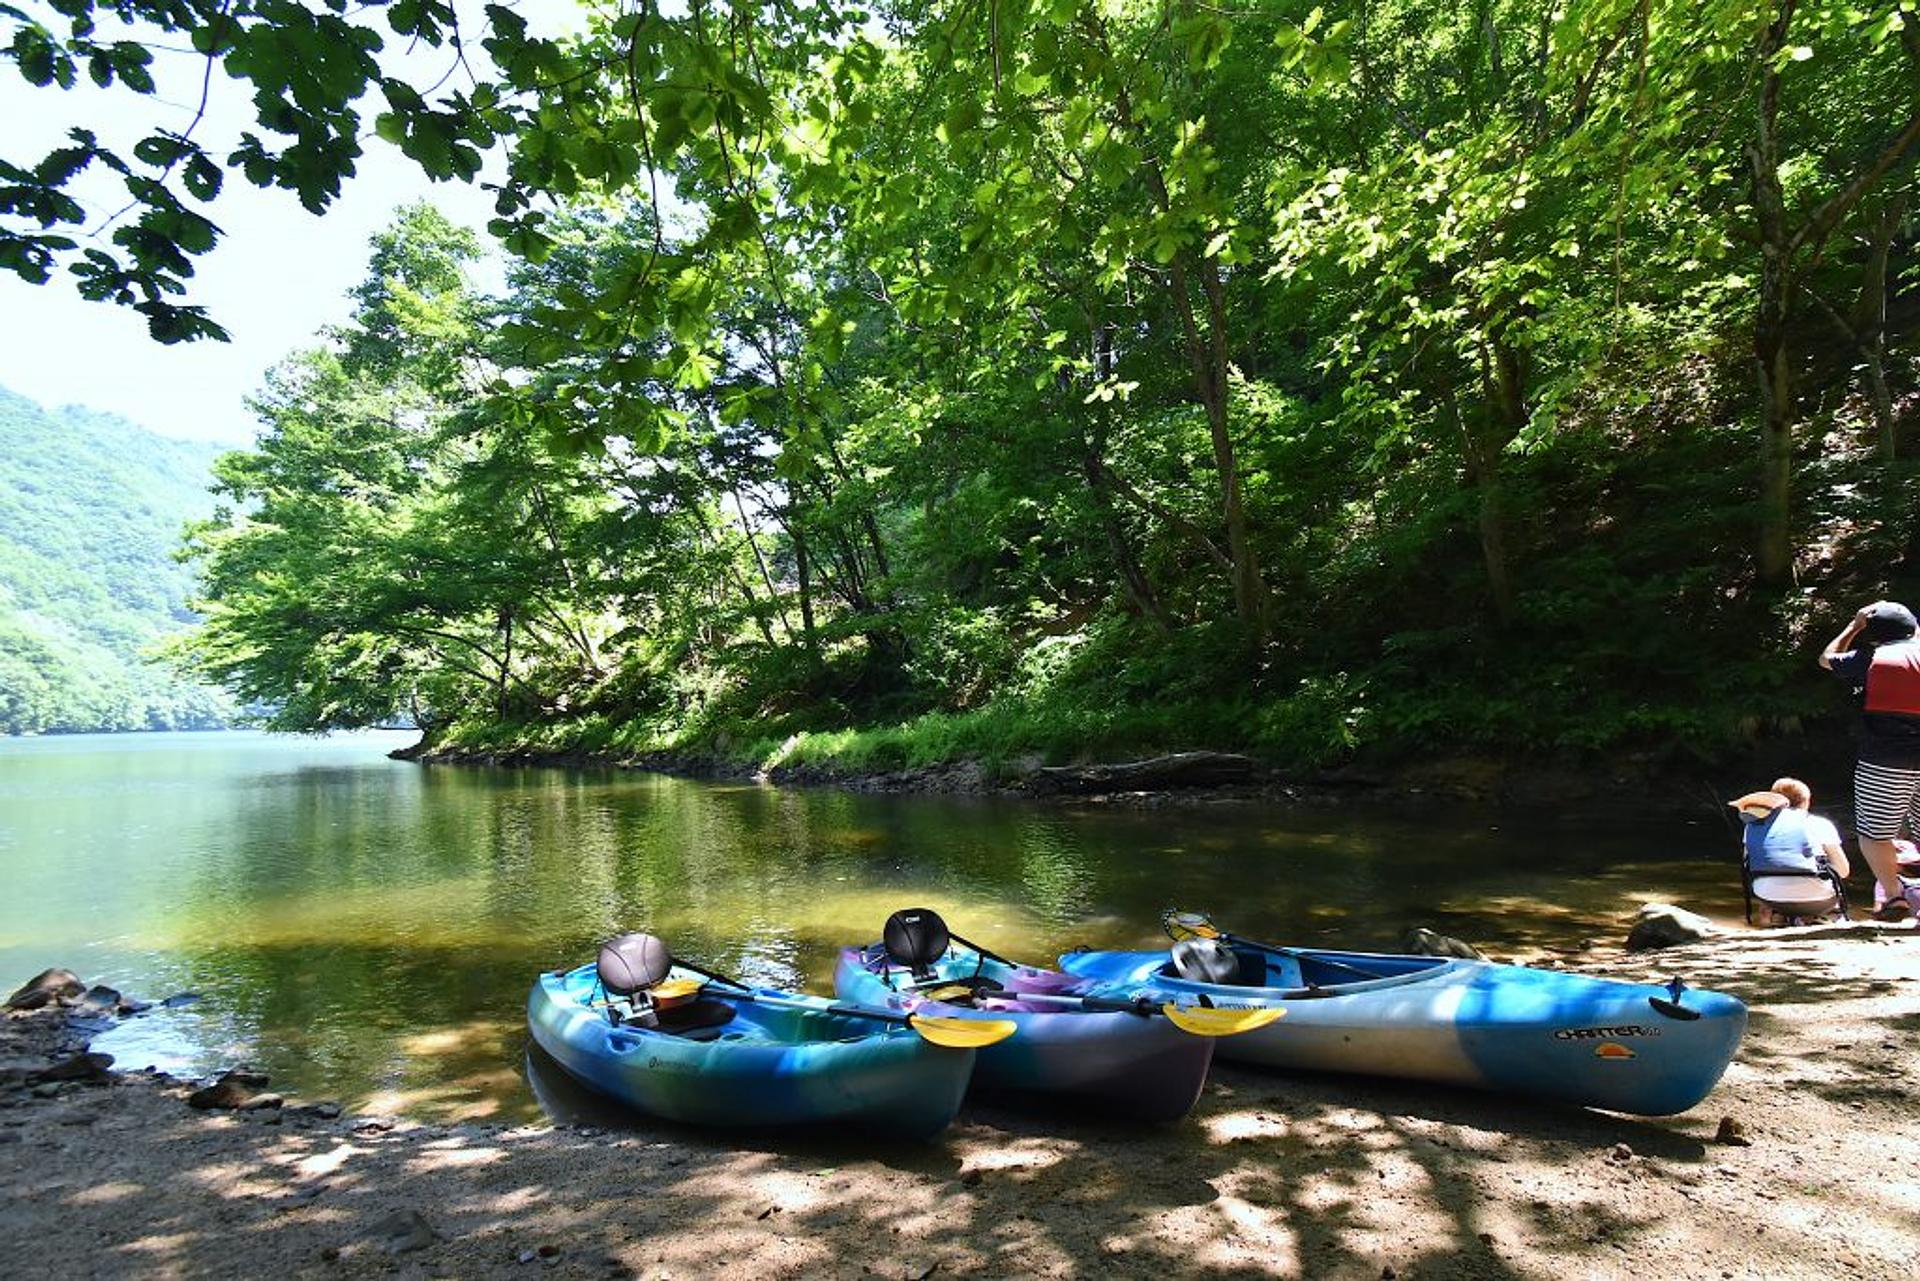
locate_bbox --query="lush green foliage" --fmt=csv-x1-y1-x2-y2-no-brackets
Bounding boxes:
0,386,232,733
14,1,1920,768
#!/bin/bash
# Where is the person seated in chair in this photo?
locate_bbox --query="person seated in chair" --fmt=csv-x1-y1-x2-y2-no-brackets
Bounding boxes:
1732,783,1849,924
1766,777,1850,880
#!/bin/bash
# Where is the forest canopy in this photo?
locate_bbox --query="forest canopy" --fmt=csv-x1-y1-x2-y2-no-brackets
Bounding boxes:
7,0,1918,769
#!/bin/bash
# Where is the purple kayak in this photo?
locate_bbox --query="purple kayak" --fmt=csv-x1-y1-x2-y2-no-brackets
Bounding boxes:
833,910,1218,1121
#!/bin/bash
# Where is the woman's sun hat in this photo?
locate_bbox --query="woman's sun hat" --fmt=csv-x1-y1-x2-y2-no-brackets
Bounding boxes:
1729,791,1791,823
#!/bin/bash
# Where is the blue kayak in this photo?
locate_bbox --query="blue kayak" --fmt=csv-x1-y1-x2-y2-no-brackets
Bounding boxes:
835,912,1218,1122
1059,937,1747,1116
527,963,977,1139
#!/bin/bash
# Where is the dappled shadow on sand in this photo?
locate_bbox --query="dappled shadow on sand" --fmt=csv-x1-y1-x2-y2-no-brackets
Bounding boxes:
10,934,1920,1280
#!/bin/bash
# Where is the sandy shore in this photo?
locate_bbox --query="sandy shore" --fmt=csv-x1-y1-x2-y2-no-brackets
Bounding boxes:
4,926,1918,1280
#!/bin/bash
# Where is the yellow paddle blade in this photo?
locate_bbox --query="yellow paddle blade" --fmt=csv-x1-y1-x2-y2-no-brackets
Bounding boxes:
1160,1003,1284,1037
924,985,977,1003
652,977,706,1000
907,1014,1019,1049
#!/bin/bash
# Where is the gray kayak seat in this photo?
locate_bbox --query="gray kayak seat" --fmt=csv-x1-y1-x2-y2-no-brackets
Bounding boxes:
1172,938,1259,986
598,932,673,996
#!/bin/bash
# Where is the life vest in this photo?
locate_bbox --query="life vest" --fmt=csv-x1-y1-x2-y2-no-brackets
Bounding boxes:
1863,641,1920,716
1745,807,1819,876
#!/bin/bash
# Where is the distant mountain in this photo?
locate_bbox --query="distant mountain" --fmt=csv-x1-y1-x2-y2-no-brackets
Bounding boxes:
0,384,235,733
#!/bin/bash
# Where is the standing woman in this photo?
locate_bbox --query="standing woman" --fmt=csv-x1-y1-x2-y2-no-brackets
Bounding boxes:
1819,600,1920,920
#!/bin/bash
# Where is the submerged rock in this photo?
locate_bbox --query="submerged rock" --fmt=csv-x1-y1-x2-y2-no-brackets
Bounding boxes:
6,969,85,1011
187,1067,272,1111
1626,903,1720,951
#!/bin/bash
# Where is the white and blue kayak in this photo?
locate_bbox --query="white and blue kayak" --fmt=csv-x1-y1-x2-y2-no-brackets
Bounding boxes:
1058,915,1747,1116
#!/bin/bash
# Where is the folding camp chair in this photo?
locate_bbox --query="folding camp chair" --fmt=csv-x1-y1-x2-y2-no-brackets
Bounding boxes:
1742,852,1851,926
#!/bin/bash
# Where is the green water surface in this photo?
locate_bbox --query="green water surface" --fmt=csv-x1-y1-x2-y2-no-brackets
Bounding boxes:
0,731,1742,1120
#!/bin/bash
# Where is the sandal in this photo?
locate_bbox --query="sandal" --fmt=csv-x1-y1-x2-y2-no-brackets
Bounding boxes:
1874,892,1913,922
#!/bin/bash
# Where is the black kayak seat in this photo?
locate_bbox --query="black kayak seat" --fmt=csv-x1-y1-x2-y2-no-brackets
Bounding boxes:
626,998,737,1040
1229,948,1271,985
883,908,951,979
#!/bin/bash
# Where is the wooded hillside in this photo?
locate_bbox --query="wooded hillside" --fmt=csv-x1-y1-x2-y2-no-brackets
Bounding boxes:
0,386,231,733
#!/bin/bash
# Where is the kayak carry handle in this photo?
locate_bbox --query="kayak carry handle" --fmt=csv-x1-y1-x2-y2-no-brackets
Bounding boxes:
1648,976,1702,1021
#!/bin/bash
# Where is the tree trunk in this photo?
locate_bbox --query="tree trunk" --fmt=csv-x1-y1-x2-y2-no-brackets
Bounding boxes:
1198,257,1268,638
1749,1,1797,586
1082,322,1172,628
1441,371,1516,626
1482,336,1528,623
1095,55,1269,643
1741,4,1919,580
497,608,514,719
691,504,779,646
1474,471,1515,624
1753,311,1796,585
1161,251,1265,638
790,522,819,657
1083,437,1173,629
1800,197,1903,464
1856,200,1901,462
732,486,793,637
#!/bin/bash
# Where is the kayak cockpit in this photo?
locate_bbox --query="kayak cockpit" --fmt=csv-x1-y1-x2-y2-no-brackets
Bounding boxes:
556,964,919,1047
1157,947,1455,995
599,992,738,1040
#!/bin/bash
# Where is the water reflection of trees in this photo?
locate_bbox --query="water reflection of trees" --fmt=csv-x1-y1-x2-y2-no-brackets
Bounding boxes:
131,759,1748,1119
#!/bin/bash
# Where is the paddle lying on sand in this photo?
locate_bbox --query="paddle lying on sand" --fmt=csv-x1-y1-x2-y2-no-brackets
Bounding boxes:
966,987,1285,1037
666,961,1019,1050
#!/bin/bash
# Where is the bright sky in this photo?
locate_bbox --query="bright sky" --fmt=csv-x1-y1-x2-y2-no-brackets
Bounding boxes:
0,2,583,445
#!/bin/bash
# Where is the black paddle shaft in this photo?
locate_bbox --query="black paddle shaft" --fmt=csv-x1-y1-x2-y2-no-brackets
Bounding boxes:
985,989,1157,1018
670,958,923,1028
948,931,1020,968
1220,932,1388,985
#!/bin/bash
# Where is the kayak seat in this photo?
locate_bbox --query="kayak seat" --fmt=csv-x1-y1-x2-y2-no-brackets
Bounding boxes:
1171,938,1265,987
634,999,736,1039
1228,948,1270,986
884,907,952,981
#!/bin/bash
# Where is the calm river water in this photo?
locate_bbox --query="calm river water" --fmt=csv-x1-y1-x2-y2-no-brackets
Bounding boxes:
0,731,1742,1120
